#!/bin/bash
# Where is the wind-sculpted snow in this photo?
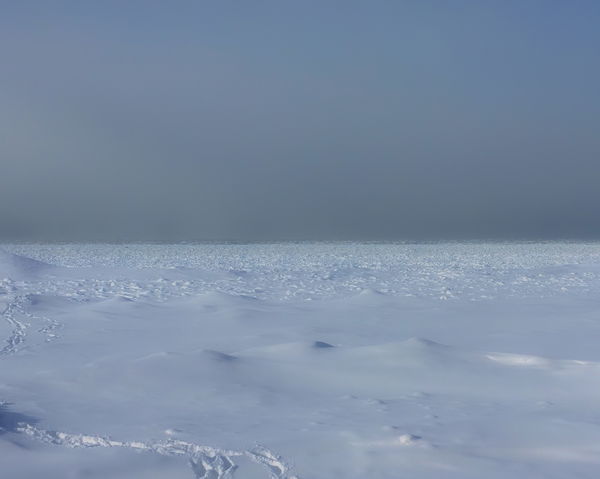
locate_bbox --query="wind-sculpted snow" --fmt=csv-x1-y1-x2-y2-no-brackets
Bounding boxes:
3,243,600,478
0,249,54,280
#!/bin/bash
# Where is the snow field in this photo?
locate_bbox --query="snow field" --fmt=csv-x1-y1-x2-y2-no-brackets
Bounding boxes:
2,243,600,478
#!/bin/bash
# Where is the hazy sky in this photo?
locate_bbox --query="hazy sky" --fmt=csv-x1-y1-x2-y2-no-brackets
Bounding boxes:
1,1,599,241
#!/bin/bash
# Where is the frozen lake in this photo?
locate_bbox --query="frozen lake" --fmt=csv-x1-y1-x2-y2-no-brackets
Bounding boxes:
2,242,600,478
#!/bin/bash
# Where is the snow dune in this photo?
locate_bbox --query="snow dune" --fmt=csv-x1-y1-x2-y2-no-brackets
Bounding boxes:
0,249,55,280
2,243,600,478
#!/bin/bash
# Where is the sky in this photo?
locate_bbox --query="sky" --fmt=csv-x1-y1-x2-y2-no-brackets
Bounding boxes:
1,1,600,241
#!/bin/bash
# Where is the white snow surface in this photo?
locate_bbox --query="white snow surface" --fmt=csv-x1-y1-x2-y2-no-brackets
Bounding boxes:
2,242,600,478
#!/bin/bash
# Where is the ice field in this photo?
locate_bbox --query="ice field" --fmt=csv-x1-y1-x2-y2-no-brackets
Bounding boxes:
2,242,600,478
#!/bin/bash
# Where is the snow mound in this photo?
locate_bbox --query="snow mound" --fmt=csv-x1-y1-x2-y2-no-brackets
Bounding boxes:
358,288,386,297
25,294,75,310
239,341,337,357
348,288,388,303
351,337,457,364
199,349,238,362
133,349,238,366
129,349,241,381
312,341,335,349
186,291,260,309
485,352,598,370
0,249,54,279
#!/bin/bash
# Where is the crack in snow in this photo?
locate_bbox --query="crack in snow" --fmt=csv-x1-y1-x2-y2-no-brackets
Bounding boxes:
17,423,299,479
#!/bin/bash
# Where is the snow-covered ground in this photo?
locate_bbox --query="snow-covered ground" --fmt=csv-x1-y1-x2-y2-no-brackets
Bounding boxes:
2,242,600,478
